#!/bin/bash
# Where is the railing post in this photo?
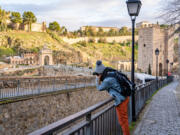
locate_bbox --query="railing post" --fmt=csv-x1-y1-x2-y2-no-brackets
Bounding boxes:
65,78,68,90
53,77,55,91
84,78,86,88
29,80,32,95
38,80,40,94
17,80,20,96
86,113,92,135
0,83,1,99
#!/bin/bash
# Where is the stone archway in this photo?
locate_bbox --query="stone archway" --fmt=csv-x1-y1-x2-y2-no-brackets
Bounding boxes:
44,56,50,65
39,45,53,66
159,63,163,76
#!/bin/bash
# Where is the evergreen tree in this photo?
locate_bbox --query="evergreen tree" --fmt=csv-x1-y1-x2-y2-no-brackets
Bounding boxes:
22,11,37,32
148,64,152,75
10,12,22,23
49,21,60,32
0,8,10,31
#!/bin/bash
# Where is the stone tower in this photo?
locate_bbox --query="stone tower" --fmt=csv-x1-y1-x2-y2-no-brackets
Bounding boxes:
137,22,176,76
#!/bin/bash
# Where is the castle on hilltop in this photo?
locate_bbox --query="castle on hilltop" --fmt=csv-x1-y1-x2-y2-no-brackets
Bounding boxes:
137,21,178,76
8,21,46,32
5,13,46,32
80,26,120,32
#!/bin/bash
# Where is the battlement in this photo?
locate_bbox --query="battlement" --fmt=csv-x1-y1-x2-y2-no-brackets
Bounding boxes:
136,21,161,29
137,21,177,76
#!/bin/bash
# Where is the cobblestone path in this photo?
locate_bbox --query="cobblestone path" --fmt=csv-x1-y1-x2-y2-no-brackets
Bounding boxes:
134,81,180,135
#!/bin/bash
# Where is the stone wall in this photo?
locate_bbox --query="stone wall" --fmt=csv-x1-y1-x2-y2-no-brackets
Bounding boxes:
138,27,153,73
0,87,110,135
20,22,46,32
152,27,168,75
61,36,139,44
138,25,177,75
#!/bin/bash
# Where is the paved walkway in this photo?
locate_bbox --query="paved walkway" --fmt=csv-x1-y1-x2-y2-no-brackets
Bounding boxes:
134,80,180,135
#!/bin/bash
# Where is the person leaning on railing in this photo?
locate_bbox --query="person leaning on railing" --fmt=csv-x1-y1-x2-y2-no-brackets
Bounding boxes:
93,60,130,135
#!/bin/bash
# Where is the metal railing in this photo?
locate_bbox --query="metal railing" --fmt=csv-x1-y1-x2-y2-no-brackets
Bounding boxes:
29,77,173,135
29,98,123,135
0,76,95,100
135,79,168,117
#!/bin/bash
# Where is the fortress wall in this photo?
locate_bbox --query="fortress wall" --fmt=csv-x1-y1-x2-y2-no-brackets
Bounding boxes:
31,23,44,32
0,87,109,135
152,27,167,75
138,25,177,76
137,27,153,73
61,36,139,44
167,27,177,70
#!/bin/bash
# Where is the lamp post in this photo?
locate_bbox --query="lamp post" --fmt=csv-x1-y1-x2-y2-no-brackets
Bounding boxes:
170,62,173,72
155,48,159,80
126,0,142,121
166,59,169,76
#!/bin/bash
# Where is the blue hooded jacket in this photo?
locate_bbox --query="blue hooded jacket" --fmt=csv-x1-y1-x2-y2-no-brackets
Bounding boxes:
96,72,126,106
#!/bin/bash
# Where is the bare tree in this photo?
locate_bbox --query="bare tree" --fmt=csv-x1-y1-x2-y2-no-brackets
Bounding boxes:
161,0,180,25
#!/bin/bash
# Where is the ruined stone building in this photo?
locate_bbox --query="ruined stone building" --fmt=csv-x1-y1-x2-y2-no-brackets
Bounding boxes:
137,21,178,76
20,22,46,32
9,22,46,32
117,61,137,71
10,45,53,66
10,53,38,65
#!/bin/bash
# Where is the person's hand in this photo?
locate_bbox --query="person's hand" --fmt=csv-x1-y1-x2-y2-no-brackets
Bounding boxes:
98,75,101,85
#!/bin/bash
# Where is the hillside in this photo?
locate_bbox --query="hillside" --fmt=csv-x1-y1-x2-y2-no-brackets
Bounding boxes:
0,31,137,67
71,42,138,67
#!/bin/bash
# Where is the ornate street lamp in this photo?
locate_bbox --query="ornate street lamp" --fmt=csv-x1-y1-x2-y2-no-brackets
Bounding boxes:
155,48,159,80
170,62,173,72
166,59,169,76
126,0,142,121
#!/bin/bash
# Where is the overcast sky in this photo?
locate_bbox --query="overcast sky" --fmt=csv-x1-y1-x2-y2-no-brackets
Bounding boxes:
0,0,165,31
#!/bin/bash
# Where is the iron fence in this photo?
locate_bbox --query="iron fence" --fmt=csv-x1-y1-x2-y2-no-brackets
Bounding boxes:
29,77,173,135
0,76,95,100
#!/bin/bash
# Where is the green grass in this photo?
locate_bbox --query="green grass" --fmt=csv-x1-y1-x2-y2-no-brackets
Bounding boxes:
71,42,138,67
0,31,68,51
0,31,138,67
0,46,15,56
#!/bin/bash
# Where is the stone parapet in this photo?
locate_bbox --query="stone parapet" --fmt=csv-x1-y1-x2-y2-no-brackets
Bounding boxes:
0,87,109,135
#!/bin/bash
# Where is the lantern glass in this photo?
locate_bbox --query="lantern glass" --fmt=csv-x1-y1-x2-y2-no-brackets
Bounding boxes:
155,48,159,56
166,59,169,64
126,0,142,16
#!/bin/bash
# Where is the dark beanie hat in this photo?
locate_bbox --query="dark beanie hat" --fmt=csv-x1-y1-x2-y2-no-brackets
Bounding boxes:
93,60,106,74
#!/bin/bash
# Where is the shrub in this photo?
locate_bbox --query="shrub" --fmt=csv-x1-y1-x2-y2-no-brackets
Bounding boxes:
0,47,15,57
98,38,107,43
88,38,95,43
112,40,116,45
78,41,87,47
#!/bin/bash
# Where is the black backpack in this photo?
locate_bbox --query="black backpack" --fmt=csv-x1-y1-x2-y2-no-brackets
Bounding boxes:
114,71,133,97
101,67,134,97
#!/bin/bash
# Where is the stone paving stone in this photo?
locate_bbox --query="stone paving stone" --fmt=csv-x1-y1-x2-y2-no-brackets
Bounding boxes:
134,81,180,135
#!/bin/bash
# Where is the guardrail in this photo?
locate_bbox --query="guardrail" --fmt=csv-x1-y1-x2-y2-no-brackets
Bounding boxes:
29,77,173,135
0,76,95,100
